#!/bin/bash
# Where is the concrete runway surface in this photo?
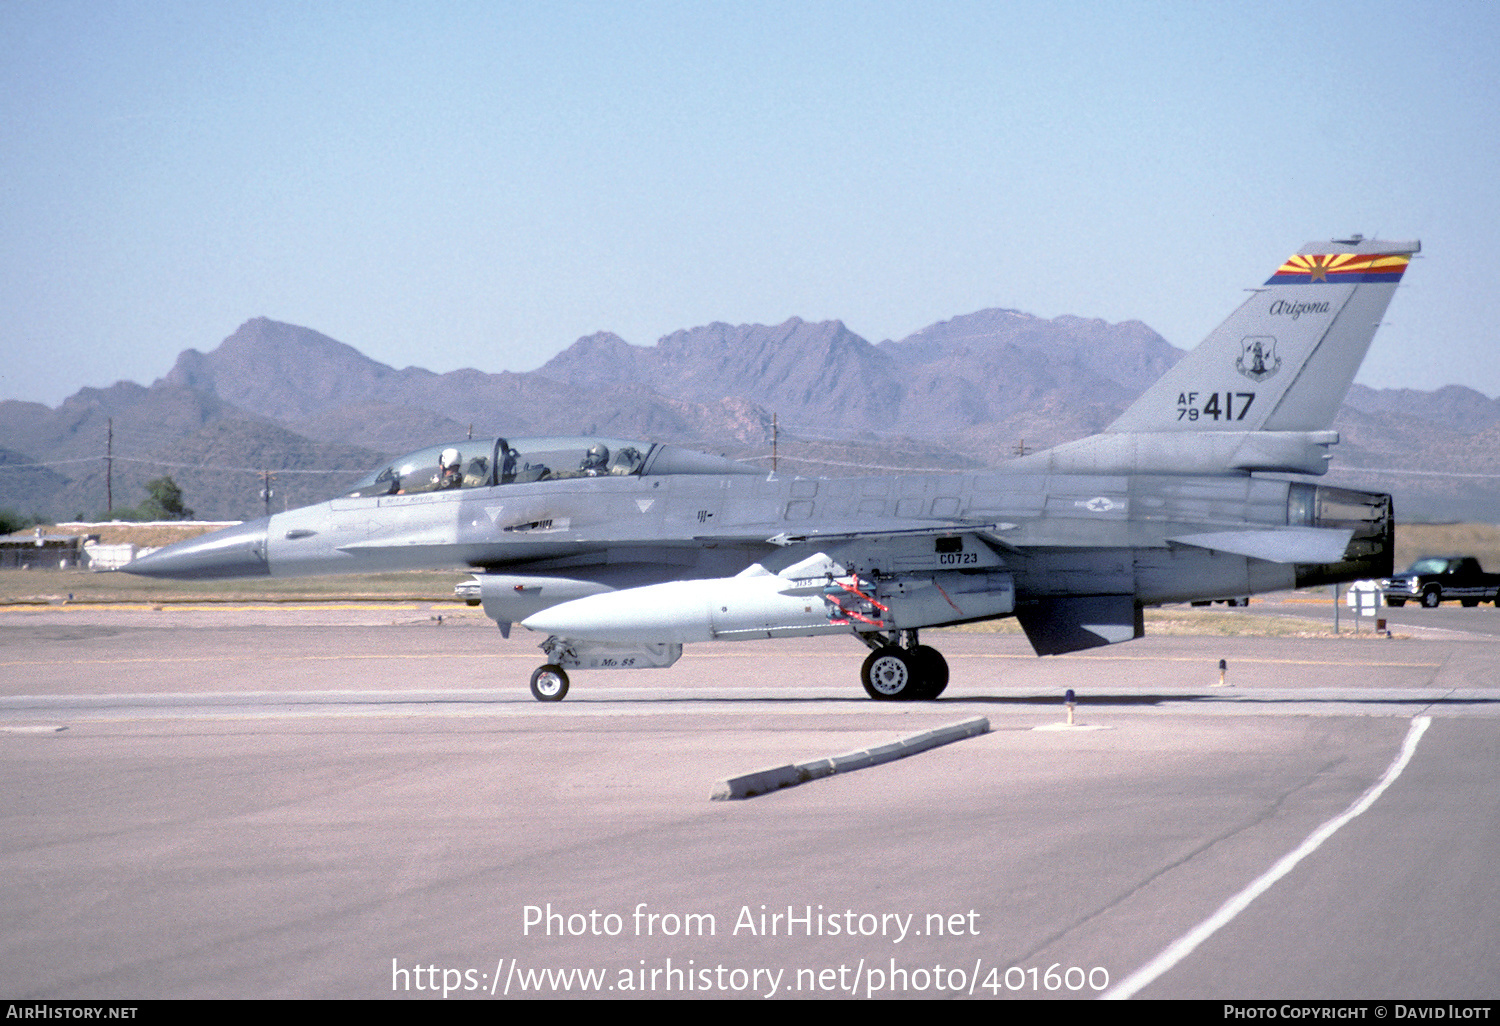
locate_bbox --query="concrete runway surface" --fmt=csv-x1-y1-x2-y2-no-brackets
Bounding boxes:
1,603,1496,1000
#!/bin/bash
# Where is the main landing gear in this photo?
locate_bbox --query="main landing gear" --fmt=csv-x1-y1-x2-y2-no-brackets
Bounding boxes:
857,630,949,701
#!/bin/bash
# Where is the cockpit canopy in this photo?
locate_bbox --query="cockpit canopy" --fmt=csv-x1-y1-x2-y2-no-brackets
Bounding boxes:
340,435,760,499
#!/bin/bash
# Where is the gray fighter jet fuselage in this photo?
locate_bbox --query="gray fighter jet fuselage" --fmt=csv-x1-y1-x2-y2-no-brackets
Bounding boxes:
124,236,1417,701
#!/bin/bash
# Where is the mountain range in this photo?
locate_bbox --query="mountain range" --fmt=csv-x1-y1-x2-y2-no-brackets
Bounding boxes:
1,312,1495,523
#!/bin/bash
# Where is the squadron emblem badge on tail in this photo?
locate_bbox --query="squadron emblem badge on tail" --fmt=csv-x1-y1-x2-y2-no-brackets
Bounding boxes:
124,236,1419,701
1236,336,1281,382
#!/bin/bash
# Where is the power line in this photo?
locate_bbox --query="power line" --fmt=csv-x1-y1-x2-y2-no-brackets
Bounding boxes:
0,454,370,476
1326,466,1500,480
739,454,973,473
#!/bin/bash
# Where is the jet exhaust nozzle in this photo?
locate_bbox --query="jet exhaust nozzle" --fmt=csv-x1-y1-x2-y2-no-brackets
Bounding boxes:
1290,485,1394,588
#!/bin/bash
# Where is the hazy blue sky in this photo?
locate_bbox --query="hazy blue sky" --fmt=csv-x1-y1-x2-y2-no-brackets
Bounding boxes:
4,0,1497,407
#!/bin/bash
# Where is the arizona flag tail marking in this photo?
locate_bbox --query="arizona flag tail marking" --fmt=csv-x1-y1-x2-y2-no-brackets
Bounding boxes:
1265,252,1411,285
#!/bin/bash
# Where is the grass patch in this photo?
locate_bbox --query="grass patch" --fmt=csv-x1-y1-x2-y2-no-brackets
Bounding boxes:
1139,610,1376,638
935,605,1382,639
0,567,467,605
1395,523,1500,572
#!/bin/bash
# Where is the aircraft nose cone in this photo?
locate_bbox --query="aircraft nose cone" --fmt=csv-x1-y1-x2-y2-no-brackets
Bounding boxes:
119,518,271,579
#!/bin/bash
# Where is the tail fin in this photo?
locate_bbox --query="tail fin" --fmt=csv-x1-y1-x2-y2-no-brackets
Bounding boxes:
1020,236,1419,475
1110,236,1419,433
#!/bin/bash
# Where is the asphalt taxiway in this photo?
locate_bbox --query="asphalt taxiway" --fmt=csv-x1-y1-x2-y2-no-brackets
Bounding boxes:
1,603,1496,1000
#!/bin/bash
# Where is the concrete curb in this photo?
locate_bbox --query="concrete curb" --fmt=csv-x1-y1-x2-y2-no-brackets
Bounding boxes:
711,716,990,801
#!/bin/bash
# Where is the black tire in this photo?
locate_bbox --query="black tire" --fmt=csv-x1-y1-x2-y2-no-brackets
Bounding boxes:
1461,599,1479,608
908,645,950,699
1422,588,1441,608
1386,597,1406,607
861,647,917,701
529,664,570,702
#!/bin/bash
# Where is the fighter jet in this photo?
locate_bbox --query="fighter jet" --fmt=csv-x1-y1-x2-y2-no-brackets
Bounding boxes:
124,236,1418,701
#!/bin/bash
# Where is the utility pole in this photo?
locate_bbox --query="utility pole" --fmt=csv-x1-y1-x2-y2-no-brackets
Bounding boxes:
772,413,778,473
106,418,113,515
1013,438,1031,457
261,470,275,517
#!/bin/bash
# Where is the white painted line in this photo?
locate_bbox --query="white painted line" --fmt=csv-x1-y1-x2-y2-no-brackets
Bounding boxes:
1103,715,1432,1000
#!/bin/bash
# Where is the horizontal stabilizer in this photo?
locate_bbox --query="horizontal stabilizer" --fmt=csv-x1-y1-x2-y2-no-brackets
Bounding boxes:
1016,595,1143,656
1168,526,1354,564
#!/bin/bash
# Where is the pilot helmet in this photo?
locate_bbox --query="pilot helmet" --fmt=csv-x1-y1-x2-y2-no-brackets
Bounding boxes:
584,443,609,468
440,448,461,469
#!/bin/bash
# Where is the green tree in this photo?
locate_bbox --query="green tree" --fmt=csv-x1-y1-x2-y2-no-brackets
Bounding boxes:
106,477,196,521
138,476,194,520
0,508,49,535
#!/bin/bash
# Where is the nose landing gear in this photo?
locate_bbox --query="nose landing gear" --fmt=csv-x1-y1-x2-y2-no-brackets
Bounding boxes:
529,664,570,701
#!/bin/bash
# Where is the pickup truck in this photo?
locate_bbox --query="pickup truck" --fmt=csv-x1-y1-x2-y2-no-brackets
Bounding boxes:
1378,556,1500,608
